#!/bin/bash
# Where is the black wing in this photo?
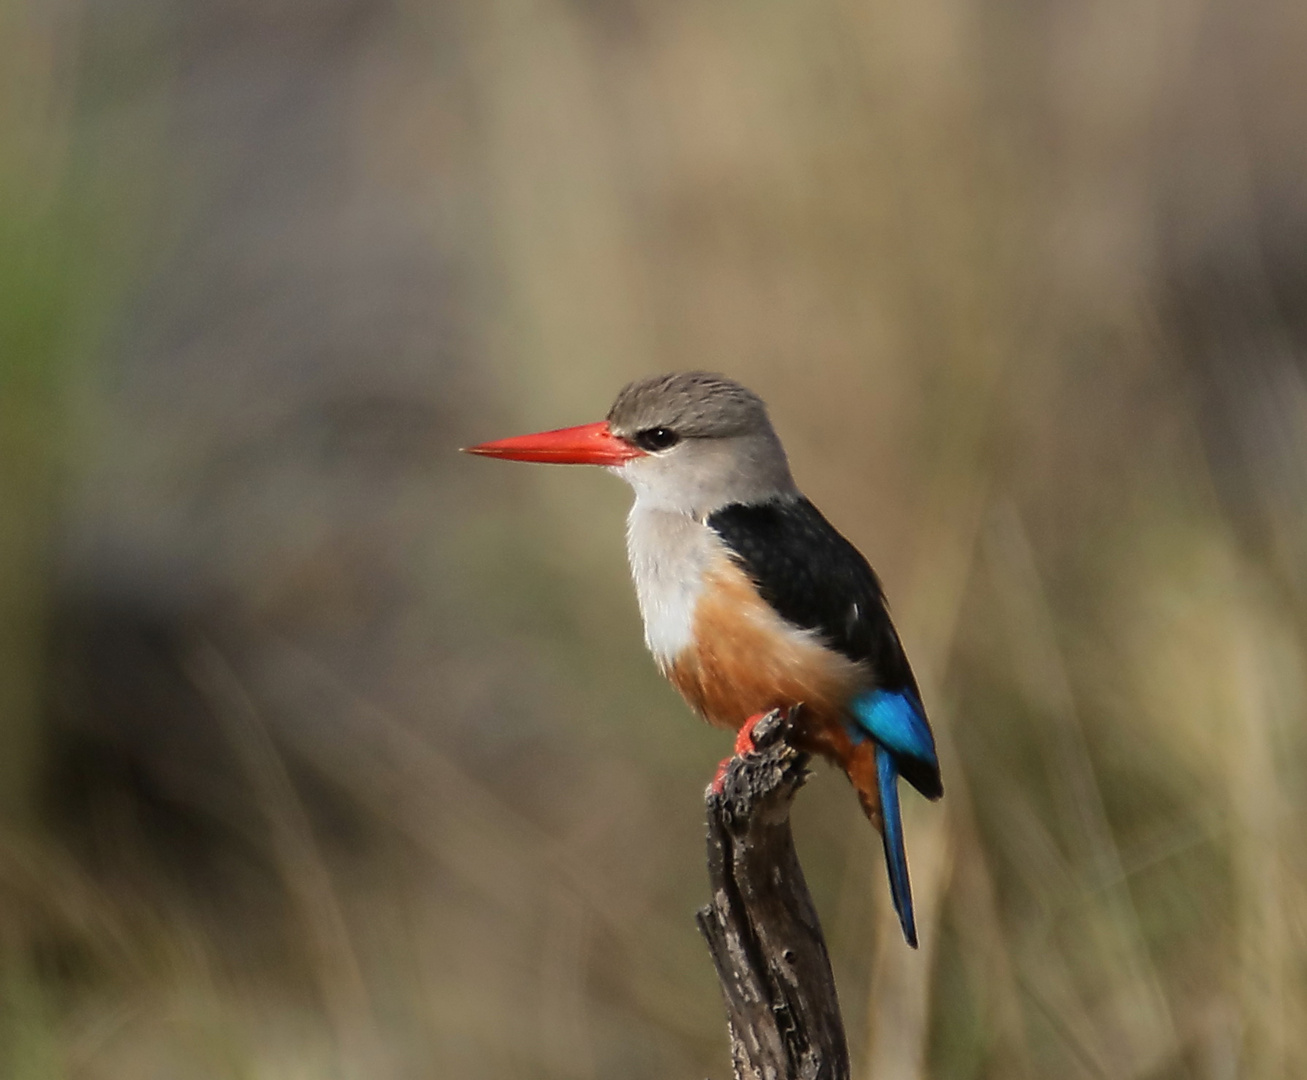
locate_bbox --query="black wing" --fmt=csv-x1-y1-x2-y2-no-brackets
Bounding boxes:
707,496,942,797
707,497,915,689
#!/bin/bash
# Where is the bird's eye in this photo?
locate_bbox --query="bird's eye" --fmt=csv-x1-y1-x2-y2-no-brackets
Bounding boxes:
634,427,680,452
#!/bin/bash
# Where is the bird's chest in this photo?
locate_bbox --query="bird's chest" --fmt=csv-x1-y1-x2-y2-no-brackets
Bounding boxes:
624,506,715,669
625,506,864,730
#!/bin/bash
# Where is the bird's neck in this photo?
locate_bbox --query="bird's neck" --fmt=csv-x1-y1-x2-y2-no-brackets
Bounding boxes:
623,500,718,669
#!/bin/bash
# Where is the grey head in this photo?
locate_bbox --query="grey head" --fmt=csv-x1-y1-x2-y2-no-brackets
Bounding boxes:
606,372,797,516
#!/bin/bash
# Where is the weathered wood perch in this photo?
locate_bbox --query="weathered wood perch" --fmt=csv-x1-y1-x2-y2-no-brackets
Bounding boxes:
696,706,850,1080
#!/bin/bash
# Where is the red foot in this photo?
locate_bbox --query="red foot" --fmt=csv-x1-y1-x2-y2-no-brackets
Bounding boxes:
709,712,771,794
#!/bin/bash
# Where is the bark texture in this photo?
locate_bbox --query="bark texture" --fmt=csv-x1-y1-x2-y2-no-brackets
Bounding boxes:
697,706,850,1080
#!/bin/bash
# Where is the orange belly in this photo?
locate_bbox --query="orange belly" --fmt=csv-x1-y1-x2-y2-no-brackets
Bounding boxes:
665,557,863,725
664,558,882,822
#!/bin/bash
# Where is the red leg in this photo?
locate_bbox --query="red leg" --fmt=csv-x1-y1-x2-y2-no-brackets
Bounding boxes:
734,711,769,755
710,712,772,794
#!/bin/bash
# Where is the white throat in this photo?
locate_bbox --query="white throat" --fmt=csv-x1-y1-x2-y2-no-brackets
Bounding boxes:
622,496,717,669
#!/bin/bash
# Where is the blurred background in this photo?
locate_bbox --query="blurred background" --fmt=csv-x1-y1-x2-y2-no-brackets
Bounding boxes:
3,0,1306,1076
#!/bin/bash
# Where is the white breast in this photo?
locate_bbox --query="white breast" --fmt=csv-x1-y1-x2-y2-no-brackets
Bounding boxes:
624,502,719,670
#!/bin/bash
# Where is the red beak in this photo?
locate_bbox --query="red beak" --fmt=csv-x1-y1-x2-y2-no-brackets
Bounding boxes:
463,421,645,466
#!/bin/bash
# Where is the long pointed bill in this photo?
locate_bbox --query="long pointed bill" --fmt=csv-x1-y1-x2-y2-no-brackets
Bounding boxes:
463,421,645,465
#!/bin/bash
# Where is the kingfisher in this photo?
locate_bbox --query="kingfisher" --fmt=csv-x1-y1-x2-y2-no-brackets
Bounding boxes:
466,372,942,947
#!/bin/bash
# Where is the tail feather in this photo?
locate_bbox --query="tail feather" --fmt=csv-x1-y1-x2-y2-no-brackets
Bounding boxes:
843,690,936,948
877,745,917,948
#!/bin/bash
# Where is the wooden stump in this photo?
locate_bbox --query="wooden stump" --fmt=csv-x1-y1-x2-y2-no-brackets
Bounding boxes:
696,706,850,1080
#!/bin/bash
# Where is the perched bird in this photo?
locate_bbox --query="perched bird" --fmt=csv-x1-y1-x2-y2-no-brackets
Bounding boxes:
466,372,941,947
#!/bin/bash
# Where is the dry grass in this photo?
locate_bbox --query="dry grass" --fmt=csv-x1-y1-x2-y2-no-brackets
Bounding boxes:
3,0,1307,1077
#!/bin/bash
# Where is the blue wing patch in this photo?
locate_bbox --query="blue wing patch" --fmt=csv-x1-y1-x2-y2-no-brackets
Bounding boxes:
850,689,938,769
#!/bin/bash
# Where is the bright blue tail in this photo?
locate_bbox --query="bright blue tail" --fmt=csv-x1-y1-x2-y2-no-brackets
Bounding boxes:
849,688,937,946
877,745,917,948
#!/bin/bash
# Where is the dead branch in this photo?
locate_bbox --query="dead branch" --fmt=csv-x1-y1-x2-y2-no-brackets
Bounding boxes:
696,706,850,1080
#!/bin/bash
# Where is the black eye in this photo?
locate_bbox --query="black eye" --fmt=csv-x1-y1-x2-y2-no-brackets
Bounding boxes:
634,427,680,452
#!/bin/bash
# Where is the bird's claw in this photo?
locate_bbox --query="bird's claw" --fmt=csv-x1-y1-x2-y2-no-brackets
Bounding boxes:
709,709,785,794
